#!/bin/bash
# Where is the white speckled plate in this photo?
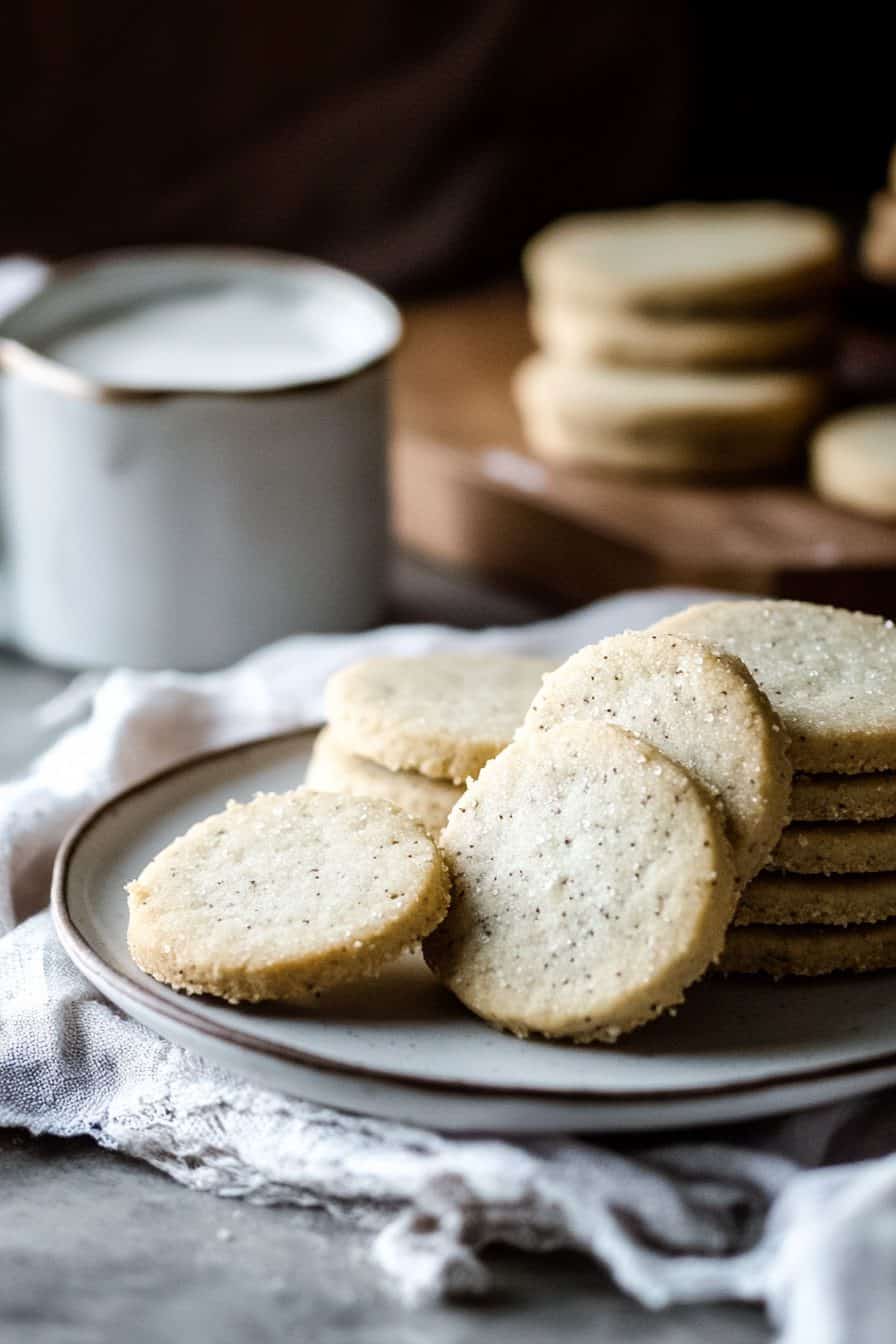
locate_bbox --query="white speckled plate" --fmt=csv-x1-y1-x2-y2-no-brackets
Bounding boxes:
52,729,896,1132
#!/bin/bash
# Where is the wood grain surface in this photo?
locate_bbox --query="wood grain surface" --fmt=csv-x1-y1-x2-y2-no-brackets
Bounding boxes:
392,288,896,613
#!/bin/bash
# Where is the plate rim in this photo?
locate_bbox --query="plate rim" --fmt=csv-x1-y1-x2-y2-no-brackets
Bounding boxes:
51,726,896,1107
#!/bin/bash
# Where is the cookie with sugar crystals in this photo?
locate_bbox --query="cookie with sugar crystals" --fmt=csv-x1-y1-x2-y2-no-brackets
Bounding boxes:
735,871,896,927
127,790,449,1003
326,653,554,784
522,631,791,886
523,203,842,313
769,818,896,875
651,600,896,774
791,770,896,823
424,721,736,1043
306,726,463,837
721,919,896,977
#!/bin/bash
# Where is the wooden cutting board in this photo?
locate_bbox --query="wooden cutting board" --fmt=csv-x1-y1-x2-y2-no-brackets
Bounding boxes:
391,287,896,614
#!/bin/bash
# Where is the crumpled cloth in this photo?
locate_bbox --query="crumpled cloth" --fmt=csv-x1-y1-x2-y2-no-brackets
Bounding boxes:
2,584,896,1341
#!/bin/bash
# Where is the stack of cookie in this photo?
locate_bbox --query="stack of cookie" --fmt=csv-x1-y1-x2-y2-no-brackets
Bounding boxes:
514,202,842,480
307,653,554,835
652,600,896,976
861,145,896,283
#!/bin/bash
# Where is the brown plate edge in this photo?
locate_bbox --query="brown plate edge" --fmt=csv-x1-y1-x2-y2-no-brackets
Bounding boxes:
49,725,896,1109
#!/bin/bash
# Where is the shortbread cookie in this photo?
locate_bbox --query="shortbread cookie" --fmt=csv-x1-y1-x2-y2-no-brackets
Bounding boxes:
530,301,831,370
792,770,896,823
720,919,896,977
810,405,896,520
859,193,896,268
424,722,736,1043
651,600,896,774
735,871,896,926
326,654,554,784
513,355,824,445
519,407,802,479
306,726,463,836
860,176,896,279
769,819,896,875
127,790,449,1003
522,631,791,885
861,219,896,282
866,191,896,242
523,204,843,314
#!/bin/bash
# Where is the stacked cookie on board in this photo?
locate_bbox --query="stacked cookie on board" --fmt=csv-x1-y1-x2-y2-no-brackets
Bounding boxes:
514,203,842,480
125,598,896,1048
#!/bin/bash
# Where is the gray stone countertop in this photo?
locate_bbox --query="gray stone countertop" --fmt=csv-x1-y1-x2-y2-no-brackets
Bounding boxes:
0,555,770,1344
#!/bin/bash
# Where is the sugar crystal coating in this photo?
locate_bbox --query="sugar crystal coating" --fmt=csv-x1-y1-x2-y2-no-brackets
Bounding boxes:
651,600,896,774
522,630,791,886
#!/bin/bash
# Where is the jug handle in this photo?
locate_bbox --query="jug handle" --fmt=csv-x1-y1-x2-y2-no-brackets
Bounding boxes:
0,259,51,648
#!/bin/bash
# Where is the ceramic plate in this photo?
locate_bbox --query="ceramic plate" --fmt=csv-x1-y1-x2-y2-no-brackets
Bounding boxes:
53,729,896,1133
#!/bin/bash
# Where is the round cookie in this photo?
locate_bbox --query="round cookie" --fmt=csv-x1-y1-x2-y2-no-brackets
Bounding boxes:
424,721,737,1043
792,770,896,823
126,790,449,1003
769,819,896,875
530,300,831,371
326,654,554,784
651,600,896,774
523,203,843,314
518,407,802,479
735,872,896,927
720,920,896,978
861,214,896,282
810,405,896,520
861,185,896,280
513,355,825,445
306,726,463,837
871,190,896,228
521,631,791,886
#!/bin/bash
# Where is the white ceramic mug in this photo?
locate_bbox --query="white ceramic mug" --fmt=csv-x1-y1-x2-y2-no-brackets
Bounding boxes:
0,248,401,670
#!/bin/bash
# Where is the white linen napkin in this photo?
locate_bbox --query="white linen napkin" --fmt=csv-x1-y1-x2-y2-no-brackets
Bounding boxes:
2,589,896,1343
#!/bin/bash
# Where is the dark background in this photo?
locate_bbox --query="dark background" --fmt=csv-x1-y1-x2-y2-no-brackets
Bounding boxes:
2,1,894,294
